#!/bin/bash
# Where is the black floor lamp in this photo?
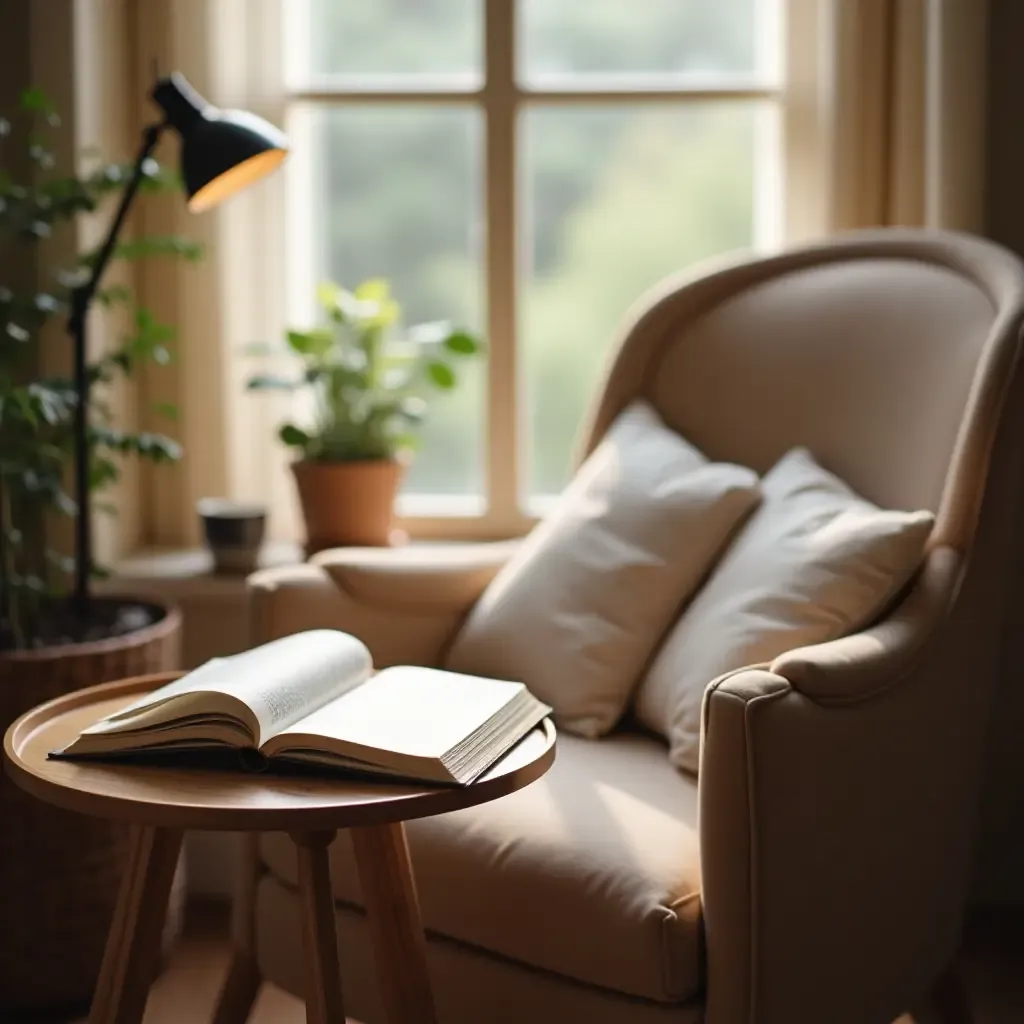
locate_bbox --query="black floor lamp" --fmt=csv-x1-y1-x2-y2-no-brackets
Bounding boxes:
68,72,288,616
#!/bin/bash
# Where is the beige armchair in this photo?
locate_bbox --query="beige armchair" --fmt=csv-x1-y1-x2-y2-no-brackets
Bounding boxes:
230,229,1024,1024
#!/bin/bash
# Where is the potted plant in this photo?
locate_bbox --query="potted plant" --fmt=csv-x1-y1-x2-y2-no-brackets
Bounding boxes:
0,88,197,1015
248,278,481,552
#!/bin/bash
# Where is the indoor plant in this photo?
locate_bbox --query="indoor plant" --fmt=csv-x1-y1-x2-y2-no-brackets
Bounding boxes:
248,278,481,551
0,87,196,1015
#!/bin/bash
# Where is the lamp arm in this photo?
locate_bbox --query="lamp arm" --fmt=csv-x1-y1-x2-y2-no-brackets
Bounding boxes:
67,119,167,616
69,121,167,328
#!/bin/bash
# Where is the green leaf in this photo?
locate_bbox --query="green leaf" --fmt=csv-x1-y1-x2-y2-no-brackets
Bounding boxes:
316,281,343,316
91,426,127,451
95,285,133,307
54,489,77,516
29,143,55,170
369,297,400,328
133,307,176,345
27,383,70,425
46,551,76,574
397,396,427,422
426,361,456,389
23,220,52,241
152,401,179,421
79,235,203,268
279,424,310,448
352,279,400,328
354,279,390,303
20,574,46,595
135,433,183,462
20,87,52,113
392,433,422,453
241,340,283,357
56,267,88,290
443,329,481,356
33,292,62,315
105,350,133,374
247,374,298,391
286,329,314,354
284,327,334,357
90,458,120,489
306,327,335,356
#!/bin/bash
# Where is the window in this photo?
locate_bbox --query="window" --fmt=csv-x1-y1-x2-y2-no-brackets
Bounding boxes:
279,0,785,538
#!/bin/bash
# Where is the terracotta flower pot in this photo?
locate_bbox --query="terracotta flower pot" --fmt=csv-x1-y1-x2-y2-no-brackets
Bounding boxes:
0,597,185,1018
292,457,406,554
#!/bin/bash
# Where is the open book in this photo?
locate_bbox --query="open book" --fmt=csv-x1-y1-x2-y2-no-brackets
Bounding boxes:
53,630,552,786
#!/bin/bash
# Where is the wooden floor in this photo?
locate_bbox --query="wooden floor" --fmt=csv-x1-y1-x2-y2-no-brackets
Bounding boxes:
58,902,1024,1024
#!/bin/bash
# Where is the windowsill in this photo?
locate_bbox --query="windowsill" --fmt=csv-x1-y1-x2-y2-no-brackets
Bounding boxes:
395,494,487,517
101,532,515,596
397,495,557,519
101,542,304,598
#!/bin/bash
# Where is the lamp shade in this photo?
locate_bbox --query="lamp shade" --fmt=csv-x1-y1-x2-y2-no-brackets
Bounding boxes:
151,72,288,213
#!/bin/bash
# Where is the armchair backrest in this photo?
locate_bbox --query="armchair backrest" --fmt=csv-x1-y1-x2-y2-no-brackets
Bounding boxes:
576,230,1024,1015
578,229,1024,554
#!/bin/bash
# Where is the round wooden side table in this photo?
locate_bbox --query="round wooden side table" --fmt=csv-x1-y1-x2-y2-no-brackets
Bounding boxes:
3,672,556,1024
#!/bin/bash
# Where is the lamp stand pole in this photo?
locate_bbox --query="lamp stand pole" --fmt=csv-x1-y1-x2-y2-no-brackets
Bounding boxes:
68,121,166,617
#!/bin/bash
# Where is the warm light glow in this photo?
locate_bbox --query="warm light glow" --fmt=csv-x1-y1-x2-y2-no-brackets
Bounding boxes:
187,149,288,213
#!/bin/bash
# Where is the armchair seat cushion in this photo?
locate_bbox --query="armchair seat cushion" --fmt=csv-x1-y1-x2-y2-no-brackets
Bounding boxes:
259,730,703,1003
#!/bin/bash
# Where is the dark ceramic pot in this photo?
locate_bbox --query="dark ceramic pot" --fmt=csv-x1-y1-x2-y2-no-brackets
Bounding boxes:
197,498,267,574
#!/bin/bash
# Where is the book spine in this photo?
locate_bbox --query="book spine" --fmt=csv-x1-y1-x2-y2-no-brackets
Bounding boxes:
237,747,271,773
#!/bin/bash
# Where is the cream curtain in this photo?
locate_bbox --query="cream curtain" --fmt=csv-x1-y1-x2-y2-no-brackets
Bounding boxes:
131,0,290,548
823,0,988,233
25,0,144,565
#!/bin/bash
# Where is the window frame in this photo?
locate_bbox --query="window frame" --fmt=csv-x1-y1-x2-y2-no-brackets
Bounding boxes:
280,0,810,542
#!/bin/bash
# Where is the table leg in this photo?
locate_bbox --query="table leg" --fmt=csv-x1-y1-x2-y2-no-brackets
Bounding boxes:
291,830,347,1024
88,825,184,1024
212,952,262,1024
350,822,438,1024
212,833,263,1024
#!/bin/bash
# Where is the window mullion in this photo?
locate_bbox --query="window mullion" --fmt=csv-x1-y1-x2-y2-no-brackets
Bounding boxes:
482,0,522,532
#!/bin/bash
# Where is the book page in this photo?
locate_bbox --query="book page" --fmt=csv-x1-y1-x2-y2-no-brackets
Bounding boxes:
102,630,373,745
265,666,525,760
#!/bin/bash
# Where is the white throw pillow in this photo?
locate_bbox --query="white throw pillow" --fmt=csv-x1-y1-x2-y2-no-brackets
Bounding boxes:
635,447,935,774
444,401,761,738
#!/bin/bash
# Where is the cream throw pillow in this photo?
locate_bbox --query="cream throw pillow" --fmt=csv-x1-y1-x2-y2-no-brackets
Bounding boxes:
635,447,935,773
444,401,761,738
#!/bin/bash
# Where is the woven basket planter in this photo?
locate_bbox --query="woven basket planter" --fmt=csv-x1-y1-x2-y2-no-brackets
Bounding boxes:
0,597,184,1018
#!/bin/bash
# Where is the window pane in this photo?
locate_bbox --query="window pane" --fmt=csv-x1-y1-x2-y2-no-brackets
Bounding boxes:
519,0,778,84
293,0,482,85
302,106,484,498
521,104,773,498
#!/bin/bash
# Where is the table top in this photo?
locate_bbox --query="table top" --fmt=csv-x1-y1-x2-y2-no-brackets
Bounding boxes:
3,672,557,832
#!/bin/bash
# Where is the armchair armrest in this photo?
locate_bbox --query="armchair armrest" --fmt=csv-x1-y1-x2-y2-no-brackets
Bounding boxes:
699,546,971,1024
311,540,518,611
248,542,516,668
769,546,962,702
